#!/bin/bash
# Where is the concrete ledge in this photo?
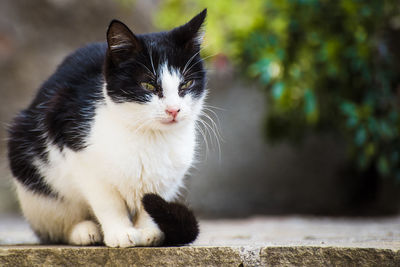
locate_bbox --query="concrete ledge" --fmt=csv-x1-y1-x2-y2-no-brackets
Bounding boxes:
2,216,400,266
0,245,399,266
262,246,400,266
0,246,242,267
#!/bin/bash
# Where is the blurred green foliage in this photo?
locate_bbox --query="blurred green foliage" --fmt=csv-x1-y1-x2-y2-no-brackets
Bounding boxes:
156,0,400,180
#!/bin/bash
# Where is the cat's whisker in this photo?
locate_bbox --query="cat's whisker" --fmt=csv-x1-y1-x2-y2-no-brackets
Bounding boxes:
198,117,221,161
1,121,11,130
197,118,212,145
148,48,157,76
184,53,218,76
186,70,217,81
185,72,205,77
182,43,212,75
194,122,209,160
203,104,226,111
202,107,220,119
182,46,206,75
200,110,224,143
120,88,129,95
196,118,215,159
201,107,223,137
199,108,222,155
201,105,223,129
184,70,209,80
143,73,156,80
187,69,208,75
133,60,156,79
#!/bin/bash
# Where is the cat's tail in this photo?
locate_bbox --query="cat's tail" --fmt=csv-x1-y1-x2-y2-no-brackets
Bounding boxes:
142,193,199,246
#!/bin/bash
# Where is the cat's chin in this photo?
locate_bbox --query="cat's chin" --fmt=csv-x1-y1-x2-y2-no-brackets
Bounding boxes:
160,119,178,125
158,121,181,129
154,118,190,131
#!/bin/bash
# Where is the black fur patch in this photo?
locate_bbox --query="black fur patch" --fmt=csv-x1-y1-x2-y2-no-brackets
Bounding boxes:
142,193,199,246
8,111,56,196
41,43,106,151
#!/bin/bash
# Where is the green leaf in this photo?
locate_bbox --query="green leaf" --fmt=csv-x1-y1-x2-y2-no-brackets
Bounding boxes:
272,82,285,100
377,156,390,177
355,127,367,147
304,89,318,122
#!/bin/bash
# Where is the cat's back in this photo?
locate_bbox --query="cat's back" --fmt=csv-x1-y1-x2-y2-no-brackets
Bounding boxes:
29,42,107,150
30,42,107,109
8,42,108,193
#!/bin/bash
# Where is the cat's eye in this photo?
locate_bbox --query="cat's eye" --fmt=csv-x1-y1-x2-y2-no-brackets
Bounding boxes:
141,82,156,91
180,80,194,90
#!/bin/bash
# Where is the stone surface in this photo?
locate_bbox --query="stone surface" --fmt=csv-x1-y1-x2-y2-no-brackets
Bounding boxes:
0,246,243,267
1,215,400,266
261,246,400,267
196,216,400,248
0,245,399,266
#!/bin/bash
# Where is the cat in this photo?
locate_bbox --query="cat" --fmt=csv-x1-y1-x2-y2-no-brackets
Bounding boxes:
7,9,207,247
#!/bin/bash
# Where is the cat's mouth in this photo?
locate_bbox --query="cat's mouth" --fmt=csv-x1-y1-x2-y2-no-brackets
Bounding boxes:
161,118,178,125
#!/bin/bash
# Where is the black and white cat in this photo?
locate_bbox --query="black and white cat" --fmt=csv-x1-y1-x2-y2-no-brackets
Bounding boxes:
7,9,207,247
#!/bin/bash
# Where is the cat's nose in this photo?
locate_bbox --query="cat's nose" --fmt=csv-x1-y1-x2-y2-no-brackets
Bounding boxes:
165,107,180,119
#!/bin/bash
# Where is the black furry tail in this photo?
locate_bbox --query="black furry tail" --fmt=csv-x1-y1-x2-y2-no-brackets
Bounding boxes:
142,194,199,246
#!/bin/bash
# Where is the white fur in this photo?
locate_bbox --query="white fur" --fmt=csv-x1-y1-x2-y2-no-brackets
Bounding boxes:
160,63,182,109
69,220,102,245
15,66,205,247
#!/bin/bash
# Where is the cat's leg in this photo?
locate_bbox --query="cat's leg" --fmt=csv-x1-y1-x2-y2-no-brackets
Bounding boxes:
134,207,164,246
78,179,141,247
15,182,94,244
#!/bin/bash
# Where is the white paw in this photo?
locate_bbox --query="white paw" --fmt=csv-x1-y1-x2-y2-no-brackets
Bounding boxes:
69,220,101,245
137,227,165,247
103,227,141,248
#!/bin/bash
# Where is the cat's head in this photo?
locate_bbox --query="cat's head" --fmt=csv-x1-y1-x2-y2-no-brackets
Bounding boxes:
103,9,207,131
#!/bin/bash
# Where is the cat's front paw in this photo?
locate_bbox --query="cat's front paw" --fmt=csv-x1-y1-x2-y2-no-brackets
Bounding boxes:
104,227,140,247
137,227,164,247
69,220,102,245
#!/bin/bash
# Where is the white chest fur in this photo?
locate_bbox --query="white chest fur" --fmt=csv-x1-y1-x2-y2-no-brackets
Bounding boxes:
70,104,196,209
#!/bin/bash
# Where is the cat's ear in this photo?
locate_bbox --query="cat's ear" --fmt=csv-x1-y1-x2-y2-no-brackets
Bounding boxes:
170,9,207,49
106,20,141,64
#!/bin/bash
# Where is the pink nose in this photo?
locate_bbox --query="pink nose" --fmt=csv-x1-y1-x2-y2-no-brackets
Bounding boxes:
165,107,180,119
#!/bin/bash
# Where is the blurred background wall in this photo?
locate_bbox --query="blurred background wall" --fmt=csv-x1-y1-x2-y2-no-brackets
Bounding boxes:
0,0,399,217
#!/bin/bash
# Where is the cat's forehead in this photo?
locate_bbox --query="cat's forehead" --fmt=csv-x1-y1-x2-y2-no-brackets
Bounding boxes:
141,32,176,52
139,32,197,67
